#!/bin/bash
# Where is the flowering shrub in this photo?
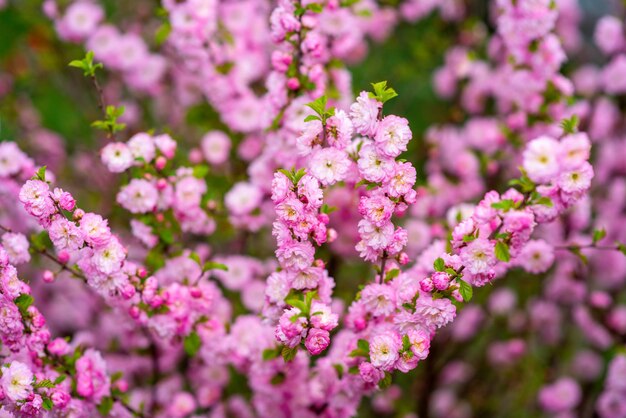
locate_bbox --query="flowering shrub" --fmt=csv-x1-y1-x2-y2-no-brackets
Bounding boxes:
0,0,626,417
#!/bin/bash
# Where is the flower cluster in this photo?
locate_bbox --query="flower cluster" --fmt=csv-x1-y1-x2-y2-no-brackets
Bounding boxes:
268,168,338,355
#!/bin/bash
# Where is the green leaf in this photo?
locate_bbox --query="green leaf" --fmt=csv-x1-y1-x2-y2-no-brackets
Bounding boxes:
304,290,318,310
617,242,626,256
321,204,337,214
53,375,67,385
14,294,34,316
491,199,514,211
433,257,445,272
560,115,579,134
495,241,510,262
193,164,210,178
183,331,202,357
33,166,47,181
158,228,174,245
306,96,328,118
155,22,172,46
42,398,54,411
284,297,307,313
203,261,228,272
463,234,477,243
534,196,553,207
357,339,370,353
34,379,55,389
281,346,298,362
304,115,321,122
379,372,392,388
458,279,473,302
593,228,607,244
293,168,307,184
97,397,114,416
384,268,400,282
189,252,202,266
370,81,398,104
307,3,323,12
402,335,411,352
262,347,281,361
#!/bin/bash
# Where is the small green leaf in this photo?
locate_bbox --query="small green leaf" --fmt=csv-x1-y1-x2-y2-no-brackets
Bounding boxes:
495,241,510,262
534,196,553,207
321,204,337,214
193,165,210,178
402,335,411,351
189,252,202,266
306,96,328,118
307,3,323,12
53,375,66,385
384,269,400,282
183,331,202,357
42,398,54,411
34,379,55,389
593,228,607,244
333,364,344,378
14,294,34,316
155,22,172,46
379,371,393,388
491,199,514,211
433,257,445,272
97,397,114,416
458,279,473,302
34,166,47,181
281,346,298,362
262,348,281,361
617,242,626,256
203,261,228,272
560,115,579,134
284,297,307,313
304,115,321,122
304,290,318,310
357,339,370,353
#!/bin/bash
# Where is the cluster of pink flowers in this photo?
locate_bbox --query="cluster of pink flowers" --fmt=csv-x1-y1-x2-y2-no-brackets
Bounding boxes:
2,0,626,416
0,242,117,416
268,168,338,355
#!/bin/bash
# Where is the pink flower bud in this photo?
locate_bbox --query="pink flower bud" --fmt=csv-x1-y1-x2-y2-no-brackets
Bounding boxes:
51,391,70,408
190,287,202,298
287,77,300,90
156,178,168,190
115,380,129,392
327,228,338,243
129,306,140,319
398,252,409,265
42,270,55,283
56,250,70,264
420,277,434,293
432,272,451,291
305,328,330,355
58,192,76,211
120,283,136,299
188,148,203,164
73,208,85,221
48,338,70,356
137,267,148,278
155,156,167,170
